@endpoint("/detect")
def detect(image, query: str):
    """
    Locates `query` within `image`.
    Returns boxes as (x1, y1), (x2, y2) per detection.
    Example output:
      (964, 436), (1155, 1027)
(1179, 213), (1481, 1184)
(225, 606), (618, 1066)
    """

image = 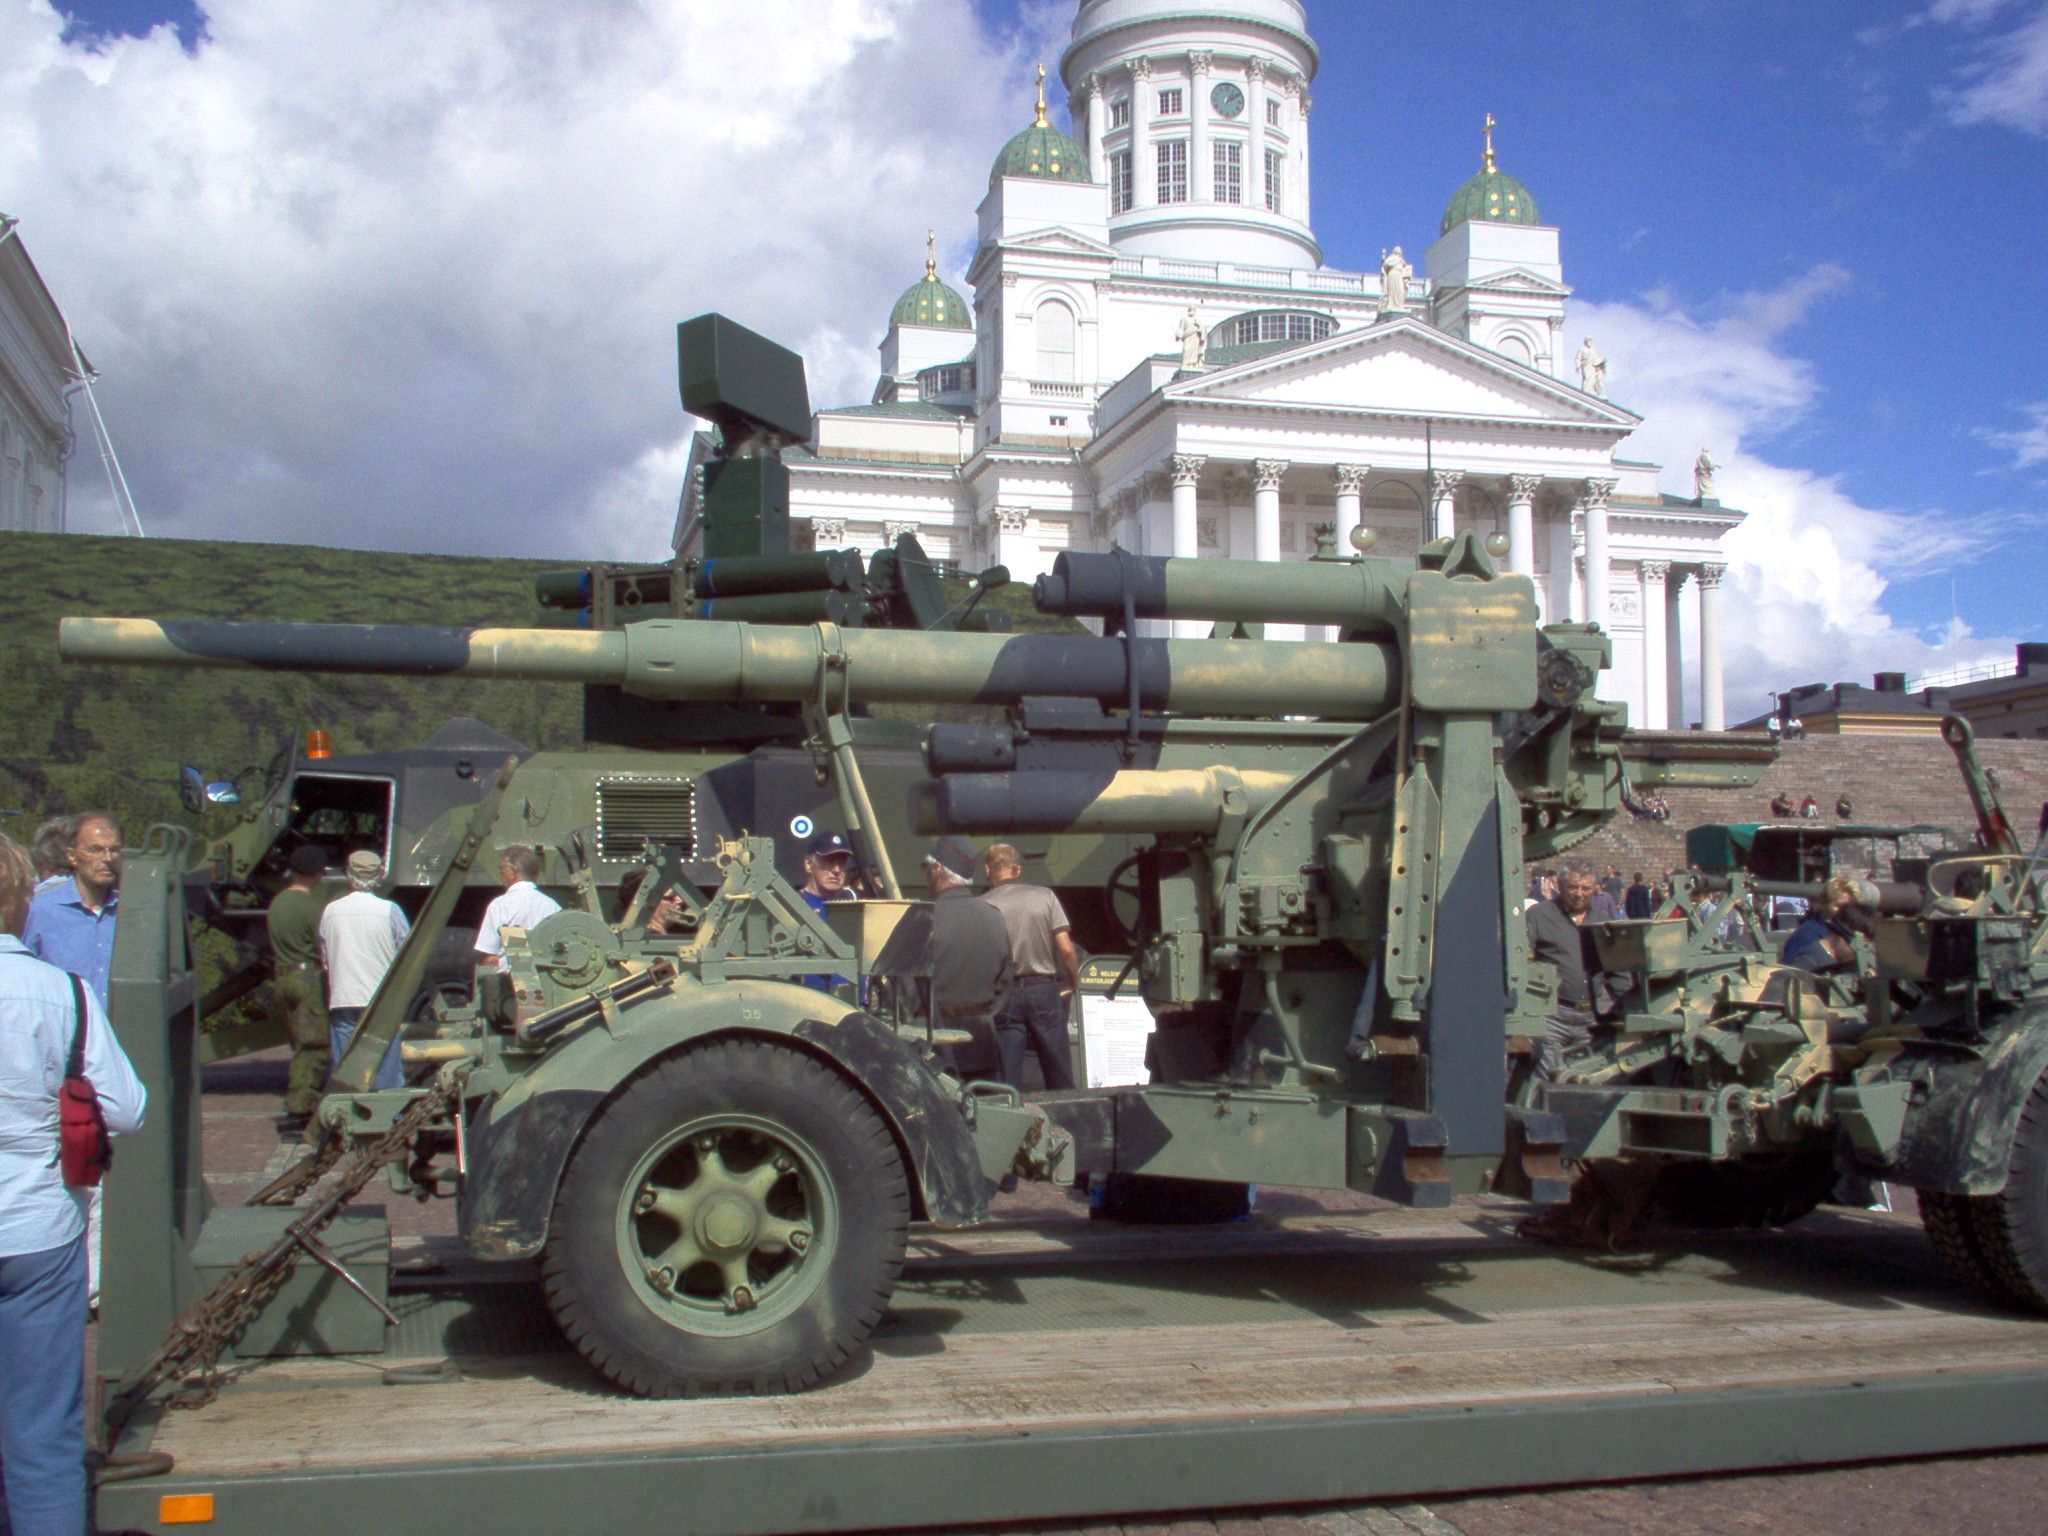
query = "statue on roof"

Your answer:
(1177, 306), (1207, 369)
(1694, 447), (1719, 501)
(1576, 337), (1608, 397)
(1379, 246), (1411, 314)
